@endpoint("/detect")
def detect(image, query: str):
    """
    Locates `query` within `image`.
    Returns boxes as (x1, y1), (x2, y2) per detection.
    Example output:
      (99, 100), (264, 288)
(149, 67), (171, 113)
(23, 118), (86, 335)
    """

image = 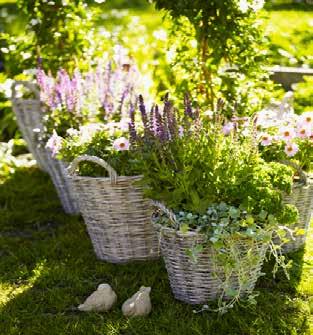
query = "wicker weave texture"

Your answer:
(281, 177), (313, 253)
(68, 155), (159, 263)
(156, 225), (268, 305)
(11, 81), (48, 171)
(11, 81), (79, 214)
(45, 153), (79, 214)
